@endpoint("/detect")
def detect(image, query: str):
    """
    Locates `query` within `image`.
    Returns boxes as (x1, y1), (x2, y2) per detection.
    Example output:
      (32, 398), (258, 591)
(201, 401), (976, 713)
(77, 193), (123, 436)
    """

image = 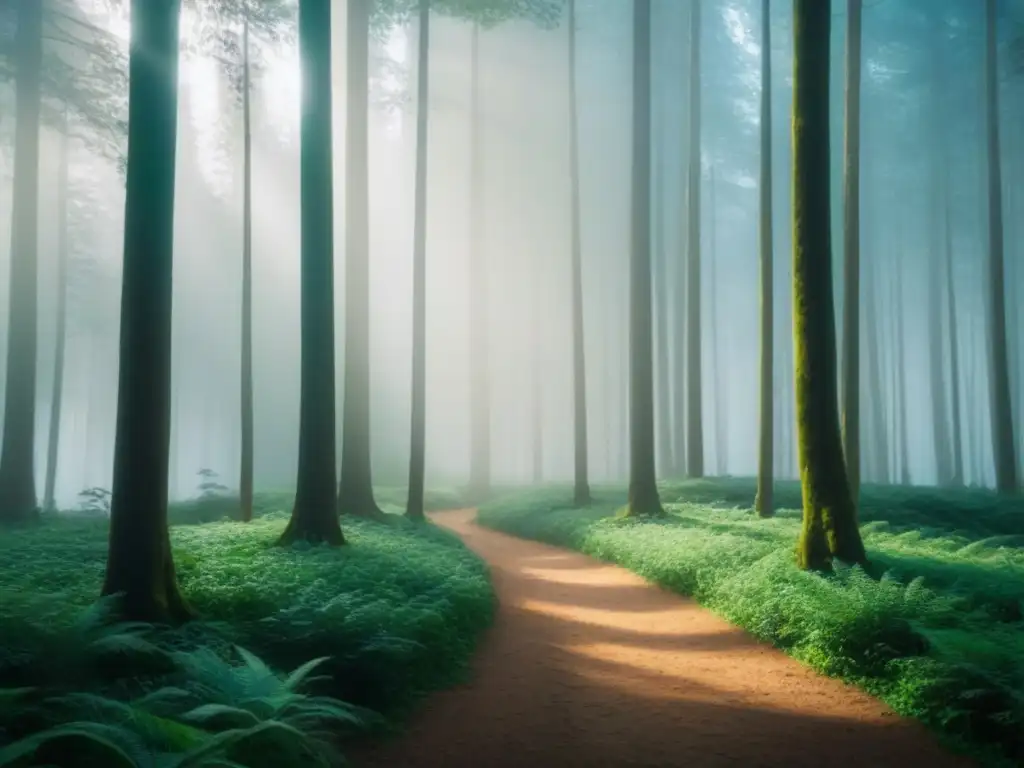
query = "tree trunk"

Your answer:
(943, 178), (963, 486)
(530, 271), (543, 485)
(625, 0), (662, 518)
(406, 0), (430, 521)
(708, 165), (726, 475)
(863, 225), (889, 484)
(281, 0), (345, 545)
(0, 0), (43, 523)
(791, 0), (866, 571)
(839, 0), (862, 504)
(653, 101), (673, 479)
(895, 256), (910, 485)
(44, 104), (70, 513)
(467, 22), (491, 501)
(685, 0), (704, 479)
(239, 11), (254, 523)
(754, 0), (774, 517)
(102, 0), (192, 621)
(567, 0), (590, 505)
(926, 19), (953, 487)
(983, 0), (1018, 493)
(338, 0), (383, 521)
